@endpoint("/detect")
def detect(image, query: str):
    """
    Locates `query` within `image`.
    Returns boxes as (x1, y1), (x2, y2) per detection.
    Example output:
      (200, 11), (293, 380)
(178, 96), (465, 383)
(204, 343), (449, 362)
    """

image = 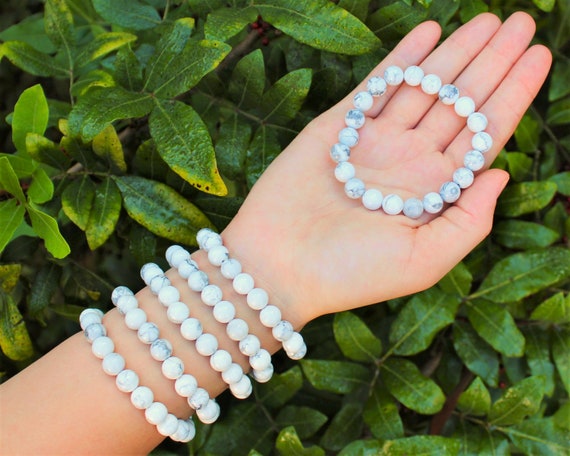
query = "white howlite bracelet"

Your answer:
(111, 285), (220, 424)
(79, 309), (196, 442)
(332, 64), (492, 219)
(196, 228), (307, 362)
